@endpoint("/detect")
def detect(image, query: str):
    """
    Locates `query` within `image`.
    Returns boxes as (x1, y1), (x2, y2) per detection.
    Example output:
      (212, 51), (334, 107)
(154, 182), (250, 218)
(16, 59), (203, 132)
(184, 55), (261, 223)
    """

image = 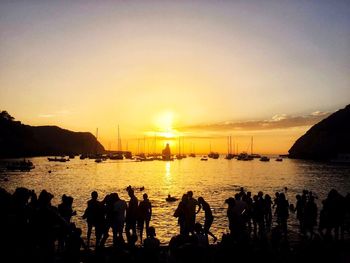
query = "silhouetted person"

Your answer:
(174, 194), (188, 235)
(143, 226), (160, 248)
(143, 226), (160, 262)
(186, 191), (200, 234)
(197, 197), (217, 242)
(137, 193), (152, 243)
(65, 223), (86, 263)
(82, 191), (104, 249)
(295, 194), (305, 235)
(276, 193), (289, 236)
(264, 194), (272, 230)
(58, 194), (76, 251)
(58, 194), (76, 223)
(32, 190), (66, 263)
(100, 193), (118, 247)
(112, 193), (127, 246)
(303, 196), (317, 239)
(225, 197), (235, 235)
(194, 222), (209, 247)
(243, 191), (253, 234)
(125, 188), (138, 244)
